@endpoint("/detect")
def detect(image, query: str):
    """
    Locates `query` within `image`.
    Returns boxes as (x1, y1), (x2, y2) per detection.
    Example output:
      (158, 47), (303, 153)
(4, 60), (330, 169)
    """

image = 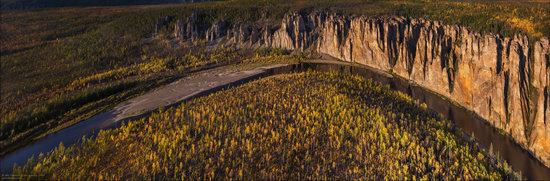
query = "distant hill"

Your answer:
(0, 0), (215, 10)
